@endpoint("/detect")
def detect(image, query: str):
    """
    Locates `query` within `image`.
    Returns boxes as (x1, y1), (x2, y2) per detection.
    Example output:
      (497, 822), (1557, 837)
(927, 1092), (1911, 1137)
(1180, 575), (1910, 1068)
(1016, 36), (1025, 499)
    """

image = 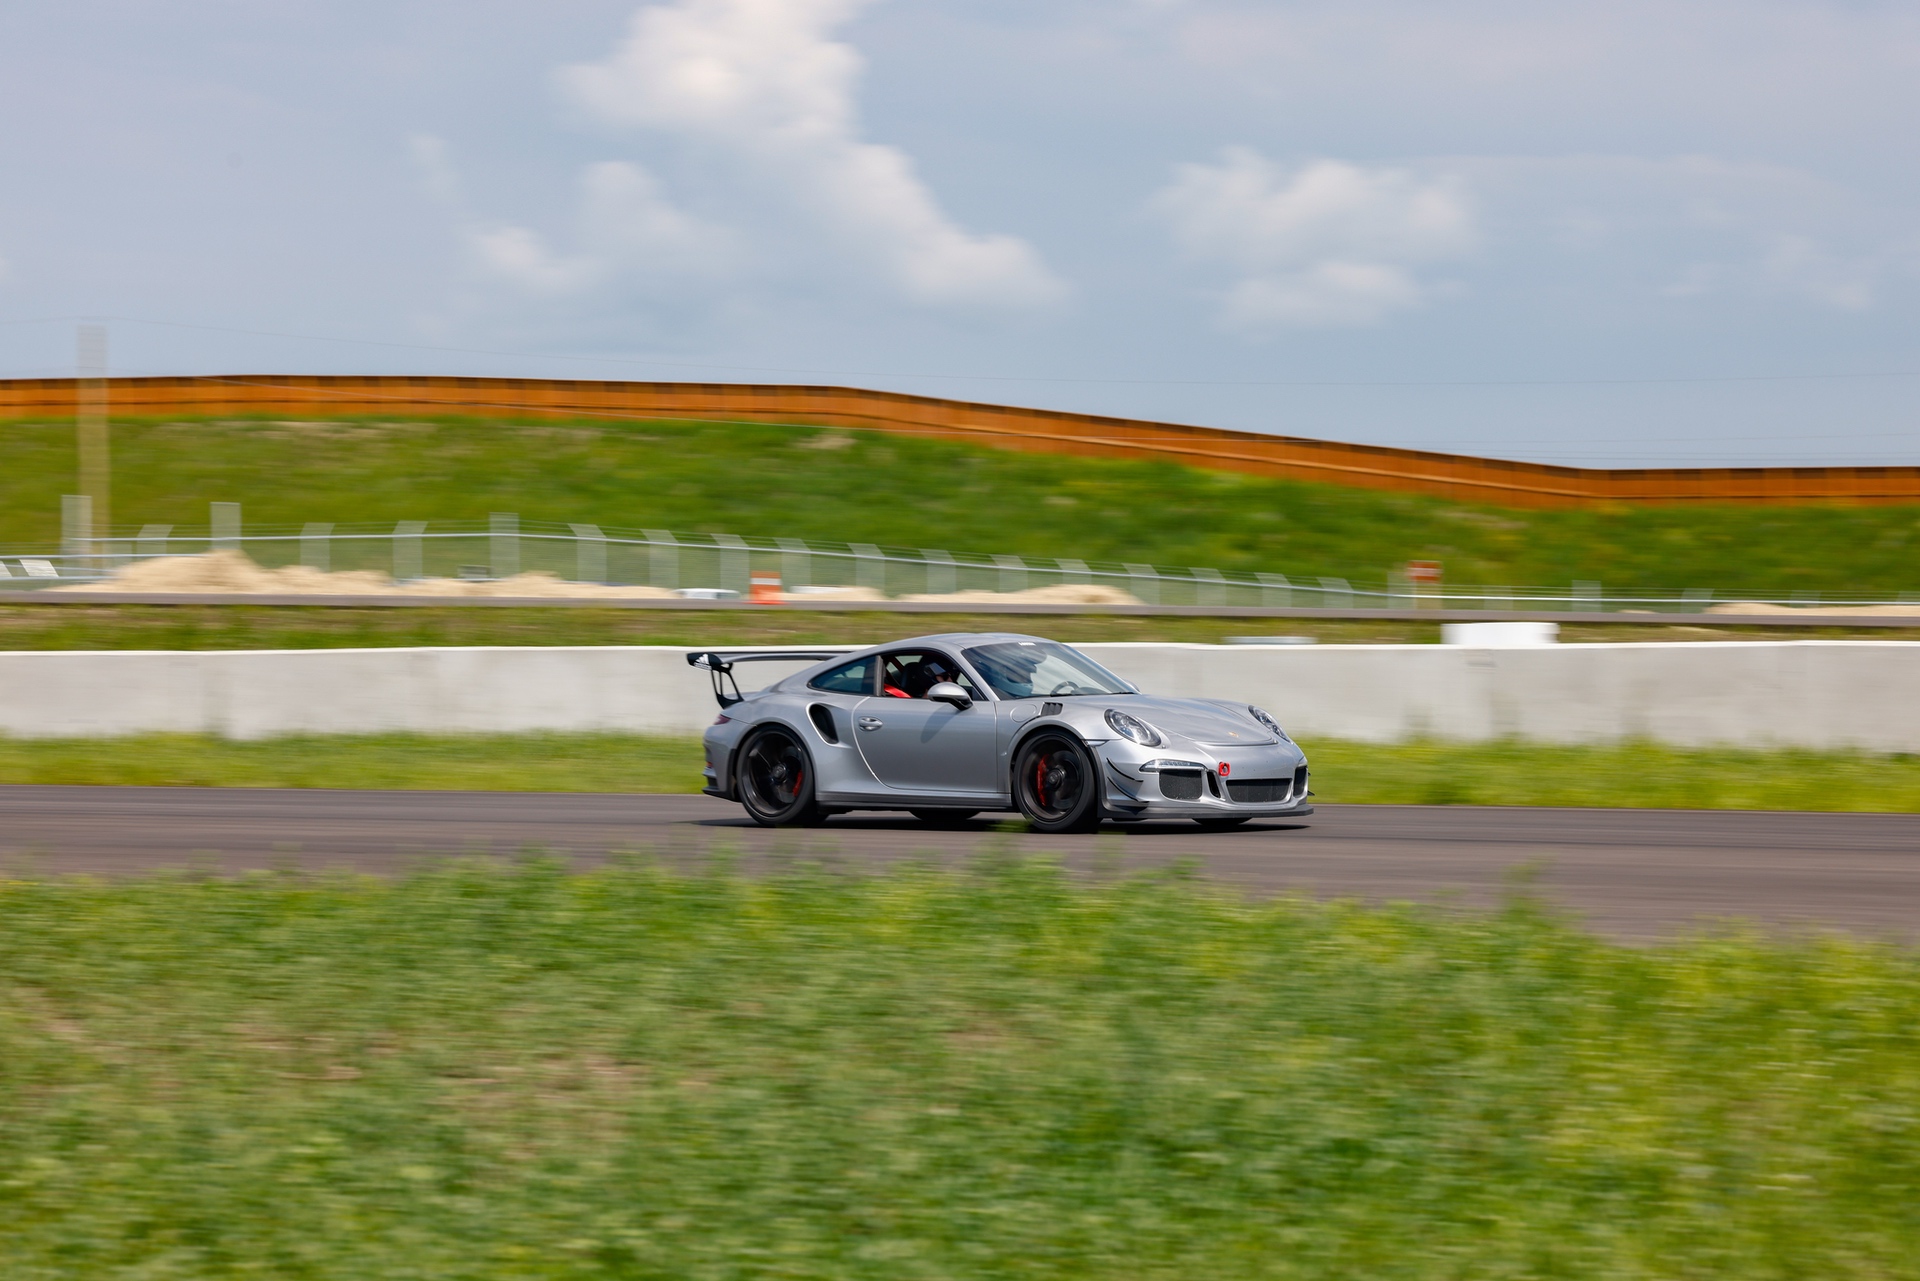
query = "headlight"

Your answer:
(1104, 708), (1165, 747)
(1247, 705), (1290, 741)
